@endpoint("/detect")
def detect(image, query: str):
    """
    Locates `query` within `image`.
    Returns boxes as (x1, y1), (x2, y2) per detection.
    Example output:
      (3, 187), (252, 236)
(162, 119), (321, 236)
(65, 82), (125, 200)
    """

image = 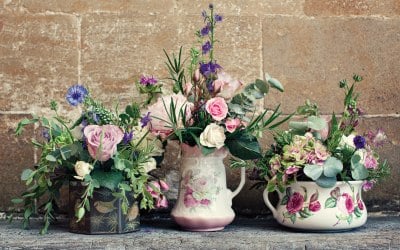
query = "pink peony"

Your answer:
(225, 118), (241, 133)
(205, 97), (228, 121)
(146, 94), (194, 138)
(84, 125), (124, 162)
(286, 192), (304, 214)
(214, 71), (244, 100)
(309, 201), (321, 212)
